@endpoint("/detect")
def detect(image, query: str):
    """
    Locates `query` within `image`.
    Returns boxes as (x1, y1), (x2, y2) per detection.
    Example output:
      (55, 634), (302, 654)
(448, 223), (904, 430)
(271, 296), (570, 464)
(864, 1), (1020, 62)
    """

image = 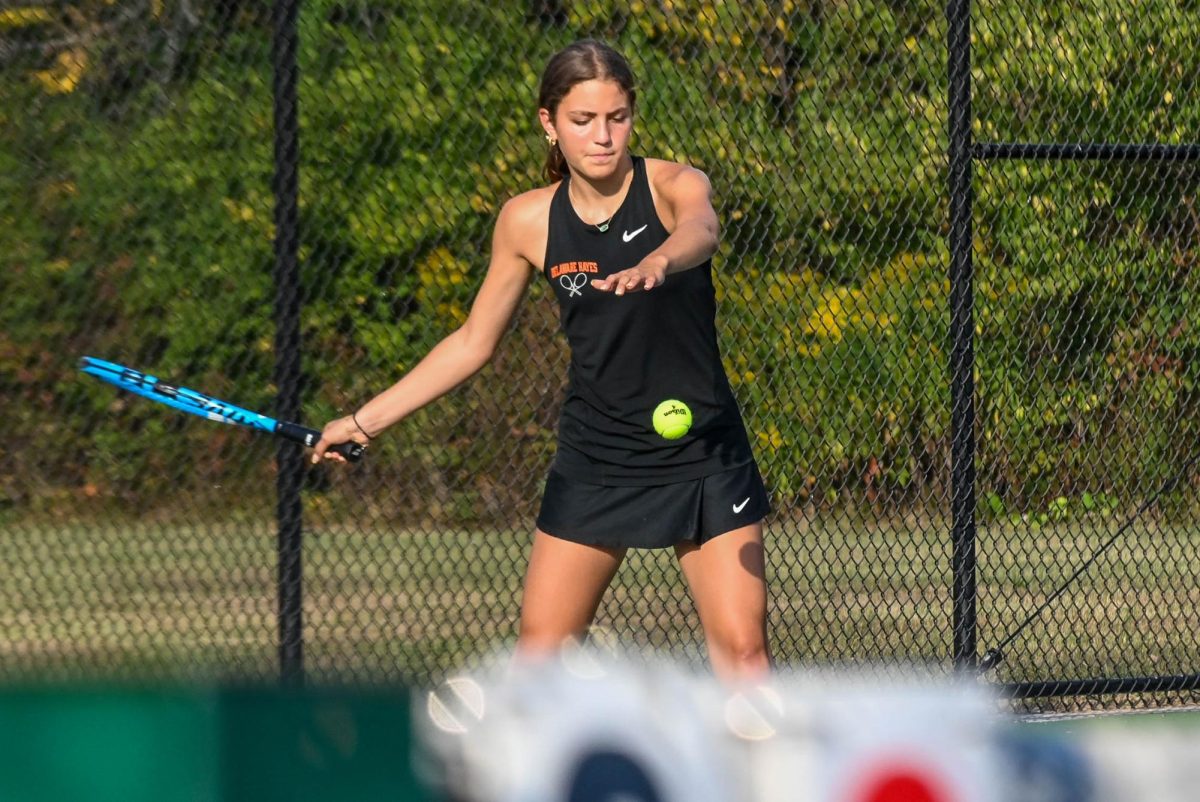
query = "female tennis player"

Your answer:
(312, 39), (772, 681)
